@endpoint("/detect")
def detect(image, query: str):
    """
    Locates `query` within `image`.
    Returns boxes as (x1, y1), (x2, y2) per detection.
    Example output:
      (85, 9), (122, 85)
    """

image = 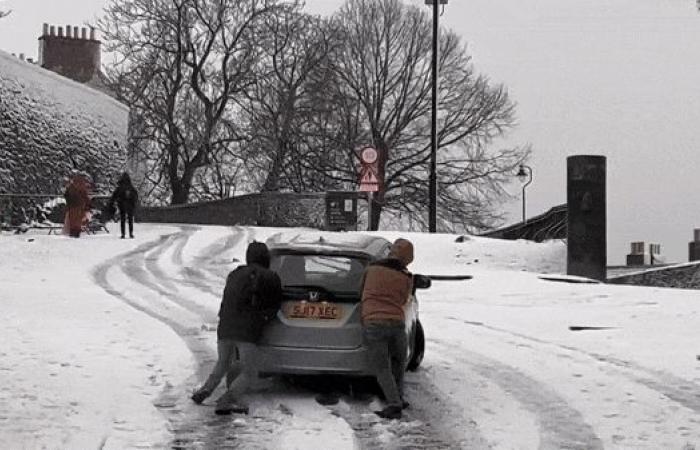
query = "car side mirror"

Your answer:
(414, 274), (431, 290)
